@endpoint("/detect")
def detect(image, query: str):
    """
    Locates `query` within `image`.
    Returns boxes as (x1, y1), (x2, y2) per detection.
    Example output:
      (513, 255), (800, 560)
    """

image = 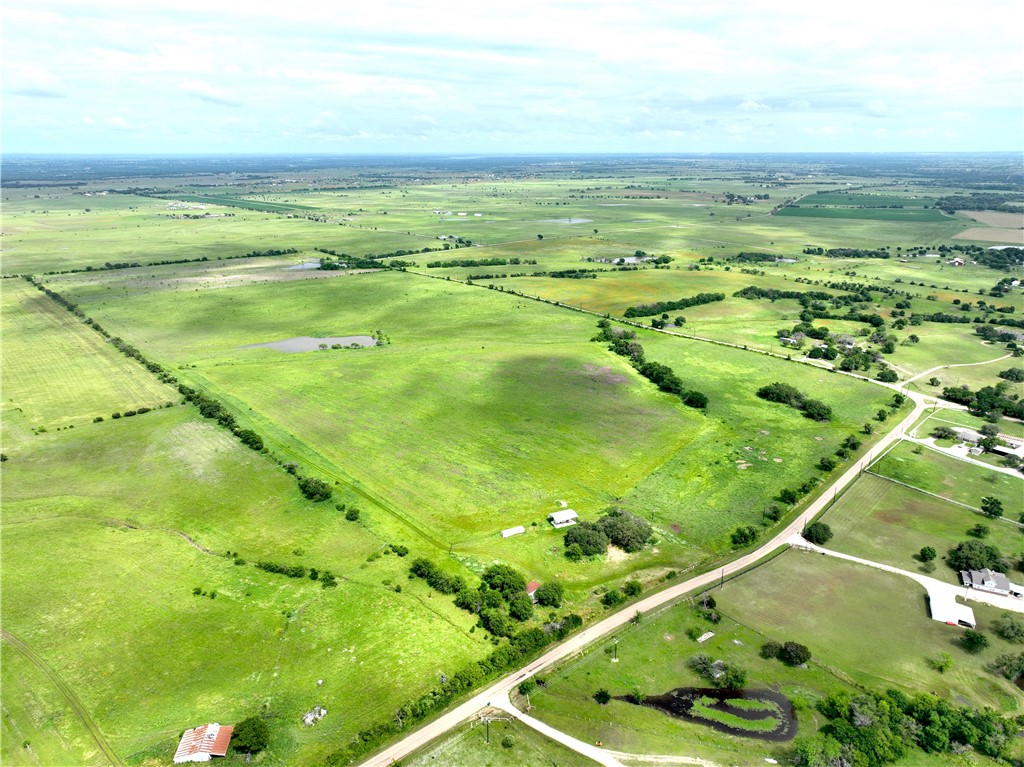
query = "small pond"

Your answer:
(241, 336), (376, 353)
(618, 687), (796, 742)
(283, 260), (322, 270)
(539, 217), (593, 224)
